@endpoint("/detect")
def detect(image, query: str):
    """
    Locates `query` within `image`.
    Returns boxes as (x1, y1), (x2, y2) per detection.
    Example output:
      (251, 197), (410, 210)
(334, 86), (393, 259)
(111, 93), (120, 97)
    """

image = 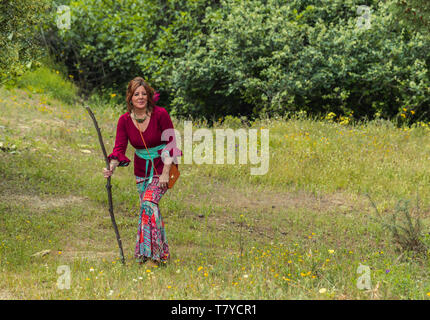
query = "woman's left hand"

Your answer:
(158, 172), (169, 190)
